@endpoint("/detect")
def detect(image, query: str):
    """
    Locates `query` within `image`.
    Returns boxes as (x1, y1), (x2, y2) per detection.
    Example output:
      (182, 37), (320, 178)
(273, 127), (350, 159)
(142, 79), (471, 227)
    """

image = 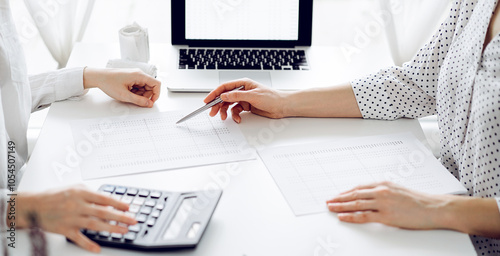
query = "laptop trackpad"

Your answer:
(218, 71), (272, 87)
